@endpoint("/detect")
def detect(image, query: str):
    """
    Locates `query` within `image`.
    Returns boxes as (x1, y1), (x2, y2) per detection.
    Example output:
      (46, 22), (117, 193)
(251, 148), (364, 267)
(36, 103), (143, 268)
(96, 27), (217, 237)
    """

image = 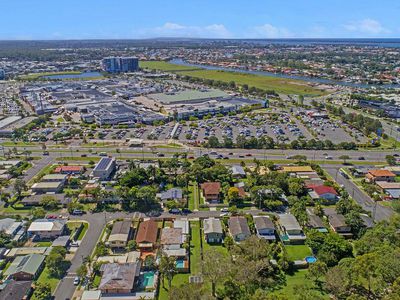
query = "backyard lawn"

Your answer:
(272, 269), (329, 299)
(37, 267), (60, 293)
(285, 245), (312, 261)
